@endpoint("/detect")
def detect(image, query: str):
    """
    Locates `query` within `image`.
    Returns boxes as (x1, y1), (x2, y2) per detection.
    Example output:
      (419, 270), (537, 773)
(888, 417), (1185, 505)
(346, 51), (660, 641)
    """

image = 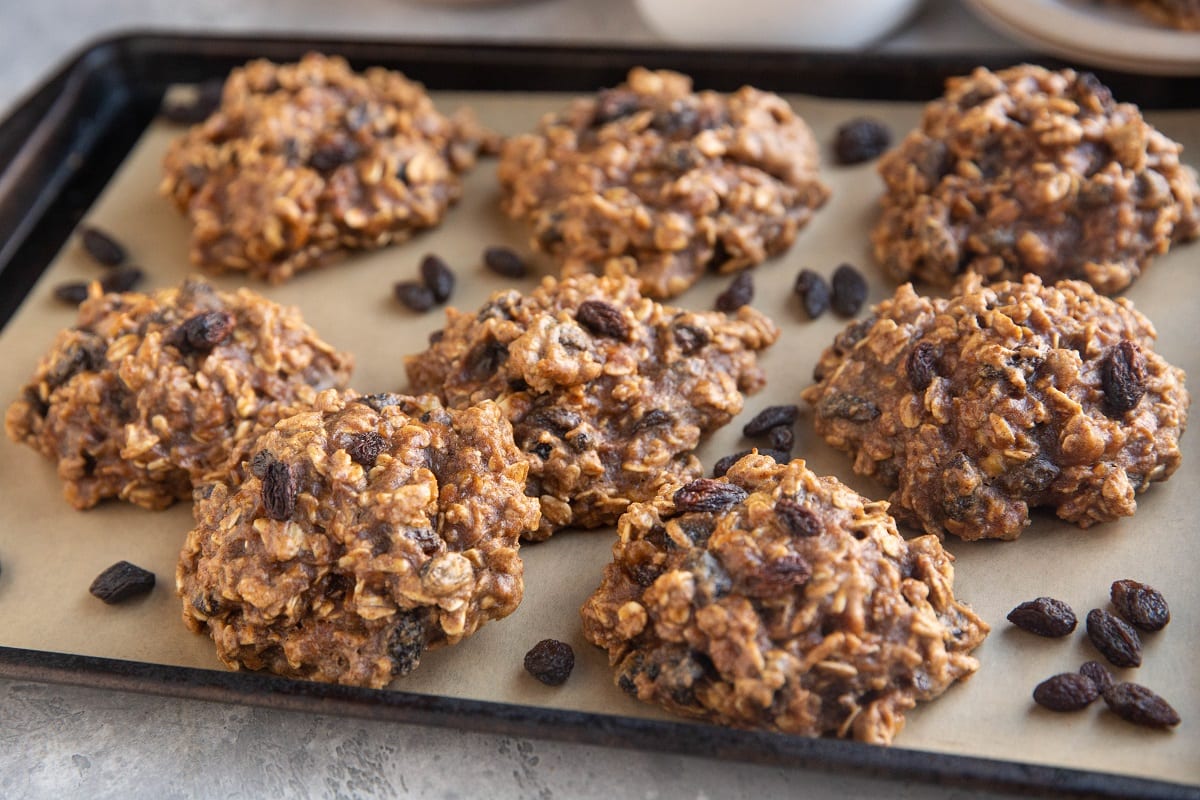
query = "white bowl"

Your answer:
(633, 0), (926, 49)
